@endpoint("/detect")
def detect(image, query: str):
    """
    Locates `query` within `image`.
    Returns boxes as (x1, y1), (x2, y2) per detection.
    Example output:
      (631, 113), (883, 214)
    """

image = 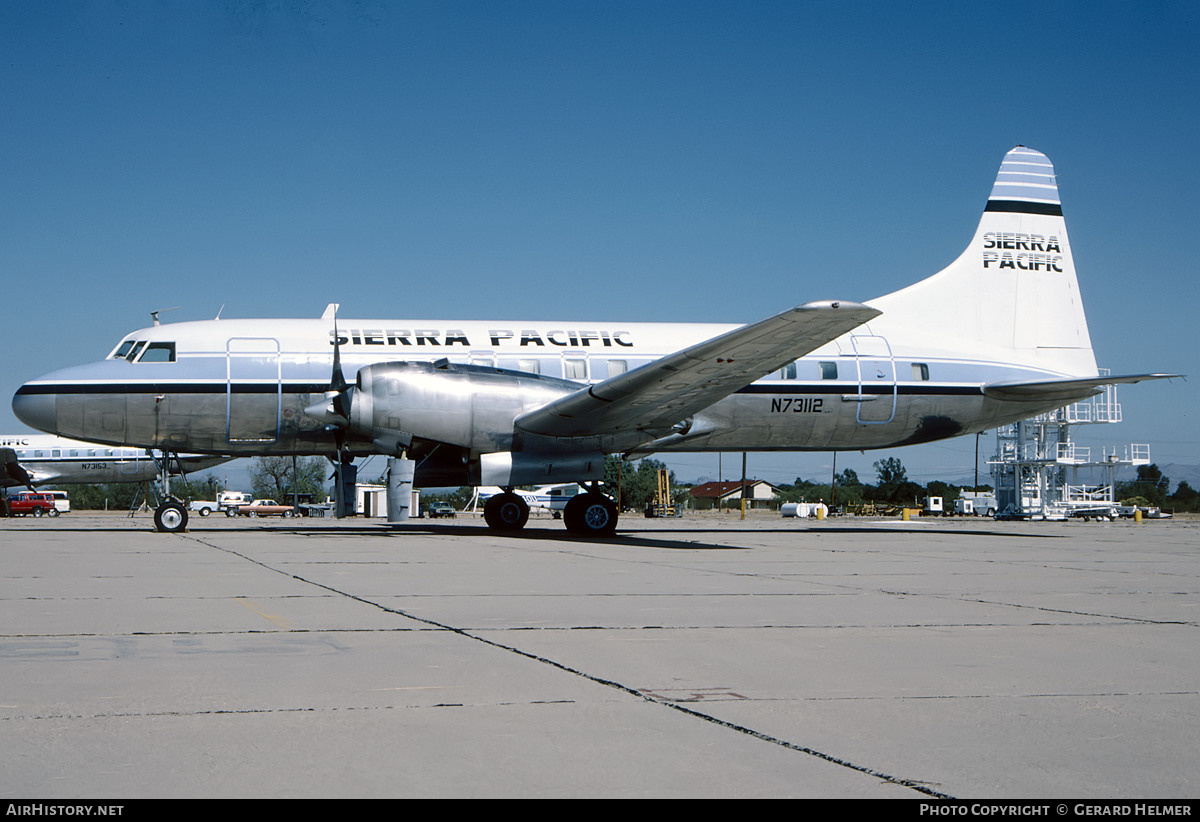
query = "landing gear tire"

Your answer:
(484, 493), (529, 532)
(154, 502), (189, 533)
(564, 493), (618, 538)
